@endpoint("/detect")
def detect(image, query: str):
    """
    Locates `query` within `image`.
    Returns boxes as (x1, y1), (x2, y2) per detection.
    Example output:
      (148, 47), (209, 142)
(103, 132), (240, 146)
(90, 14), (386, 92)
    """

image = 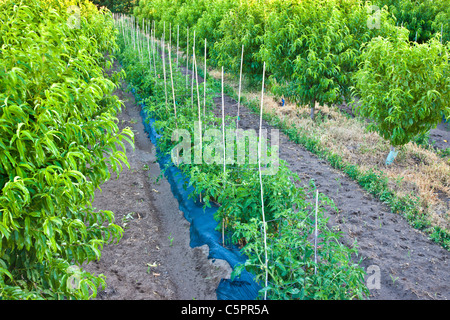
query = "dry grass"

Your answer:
(210, 68), (450, 232)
